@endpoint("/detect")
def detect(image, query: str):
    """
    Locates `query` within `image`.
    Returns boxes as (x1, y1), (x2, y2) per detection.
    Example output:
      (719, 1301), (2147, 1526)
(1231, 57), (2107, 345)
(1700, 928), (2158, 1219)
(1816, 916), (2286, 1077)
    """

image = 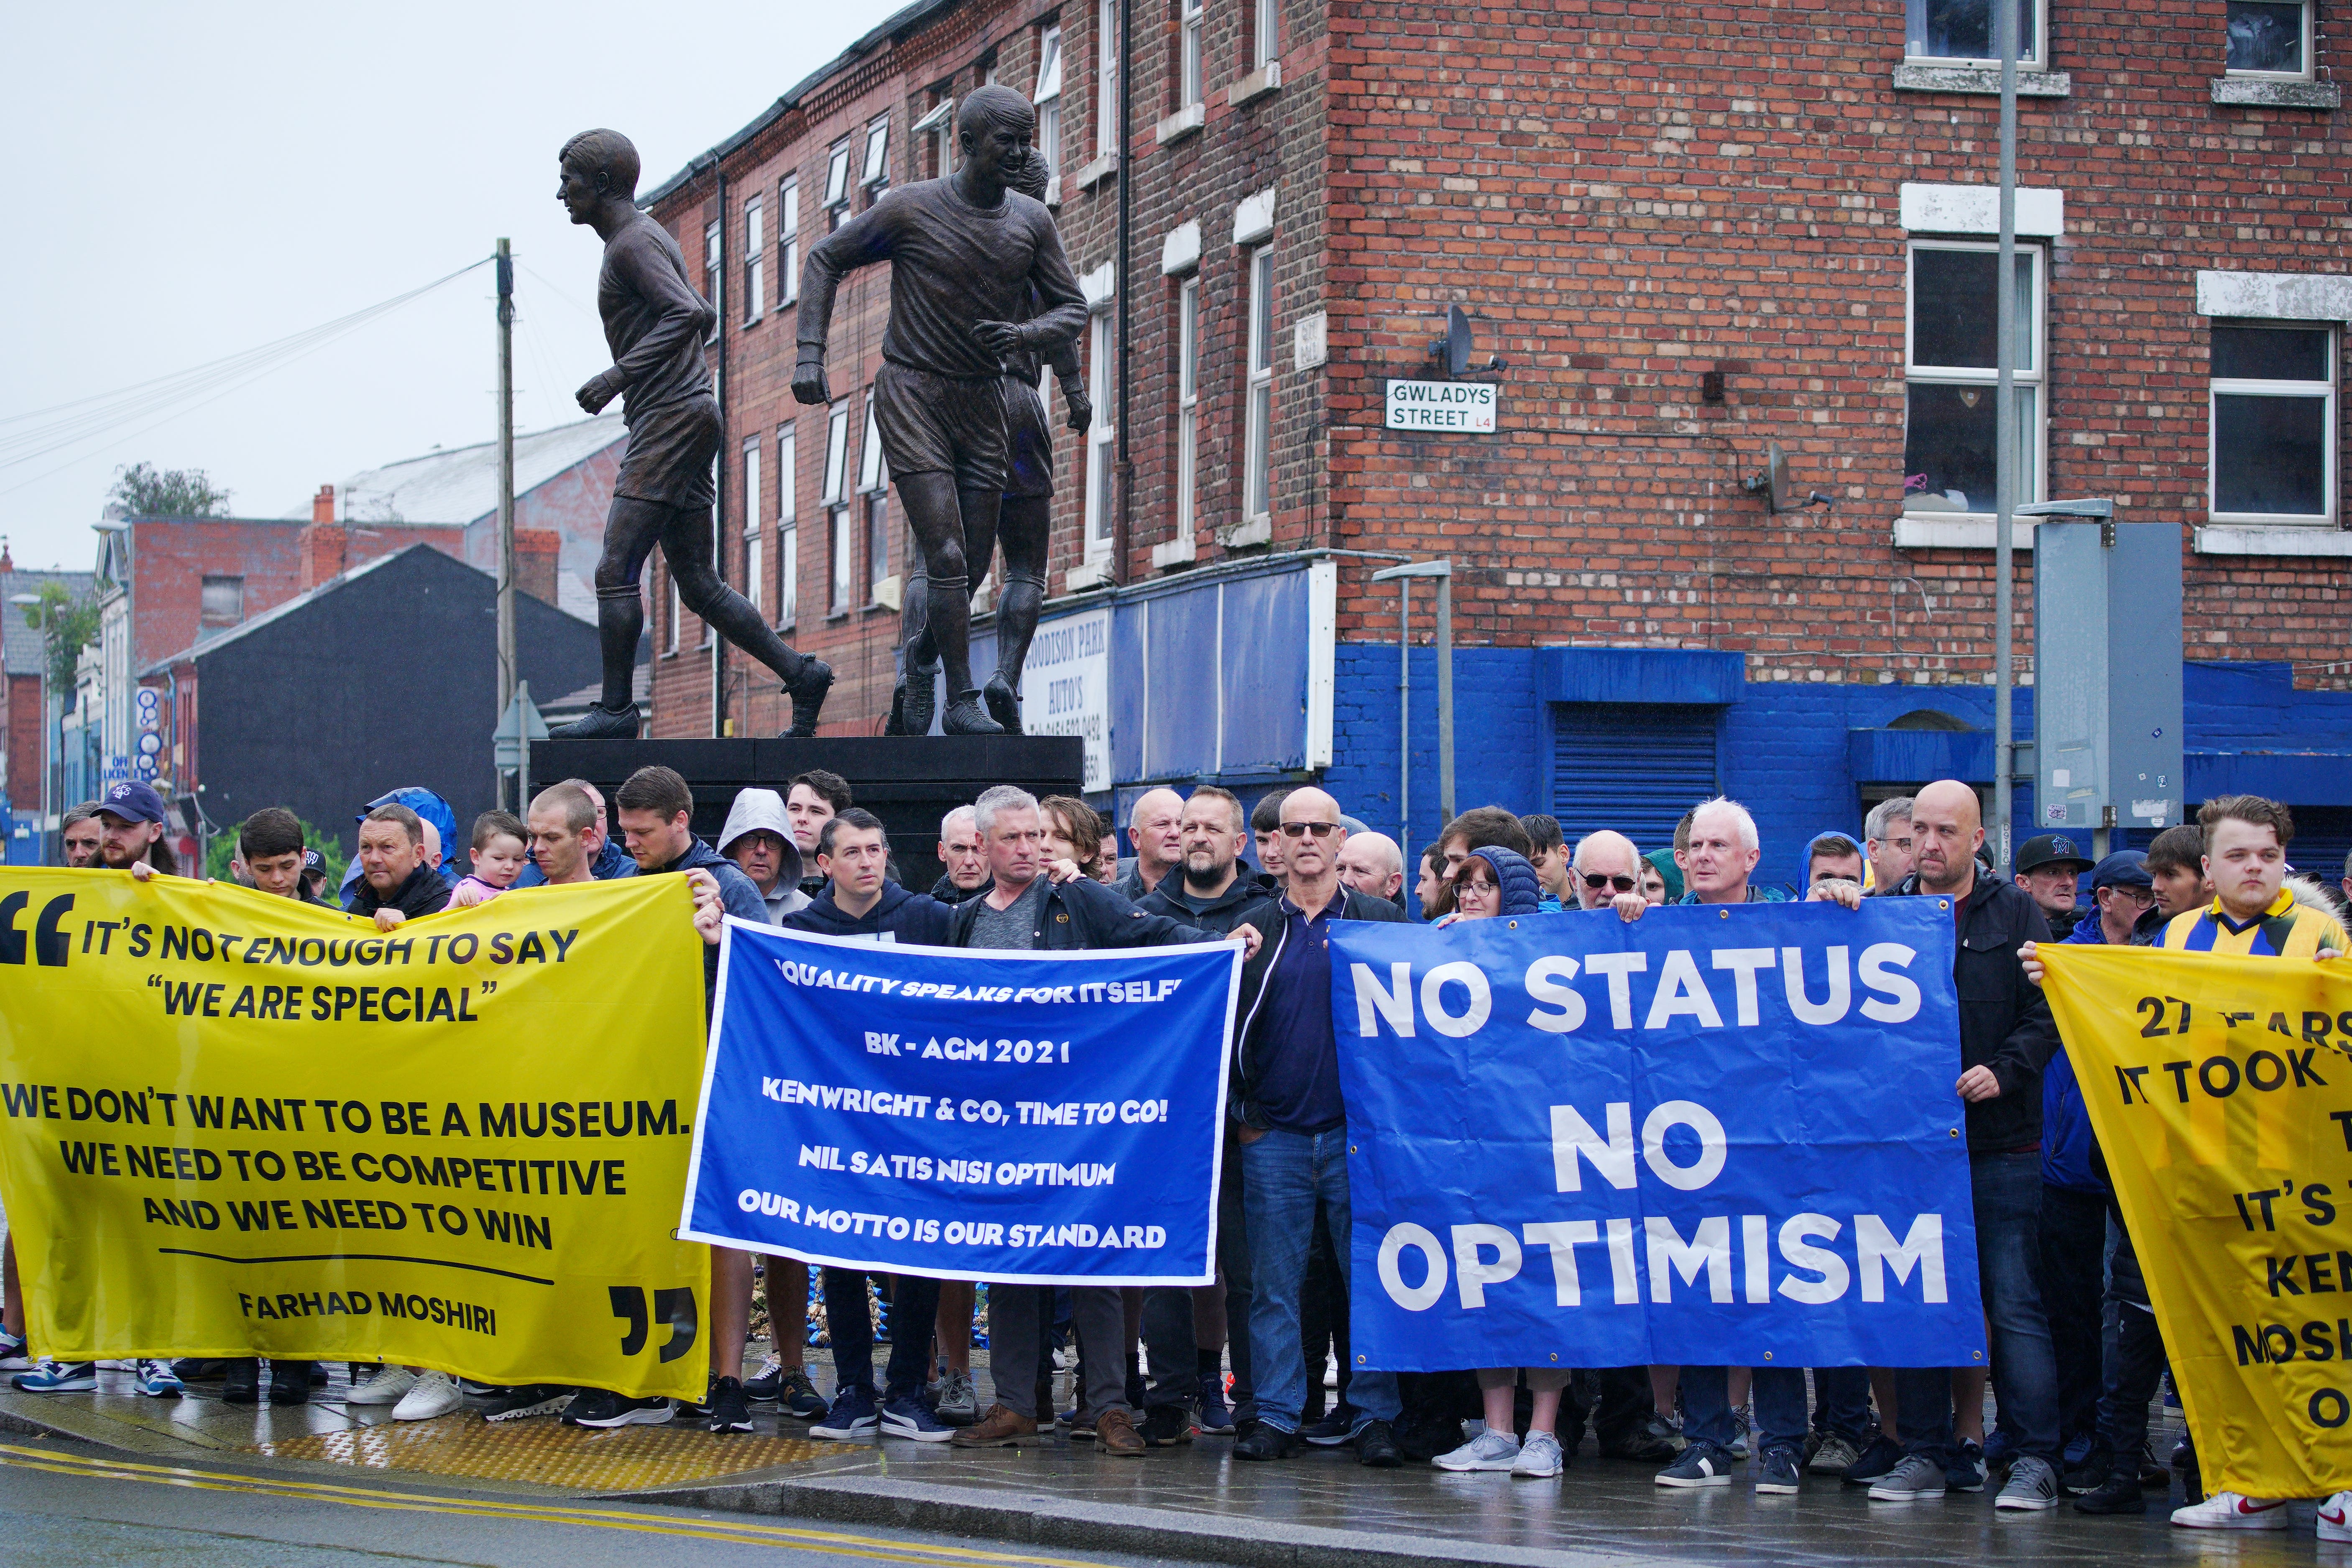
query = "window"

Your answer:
(742, 436), (763, 614)
(199, 575), (243, 627)
(1244, 245), (1275, 521)
(1906, 0), (2039, 66)
(824, 140), (853, 229)
(777, 177), (800, 305)
(1034, 25), (1065, 185)
(1180, 0), (1204, 107)
(1901, 241), (2043, 518)
(2227, 0), (2309, 74)
(667, 569), (682, 654)
(1084, 310), (1117, 555)
(866, 493), (890, 602)
(861, 117), (891, 191)
(830, 507), (853, 613)
(1176, 278), (1200, 542)
(777, 421), (798, 627)
(858, 395), (888, 495)
(822, 401), (851, 504)
(913, 92), (955, 179)
(2211, 322), (2334, 522)
(703, 221), (722, 340)
(743, 199), (764, 322)
(1252, 0), (1279, 70)
(1096, 0), (1119, 158)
